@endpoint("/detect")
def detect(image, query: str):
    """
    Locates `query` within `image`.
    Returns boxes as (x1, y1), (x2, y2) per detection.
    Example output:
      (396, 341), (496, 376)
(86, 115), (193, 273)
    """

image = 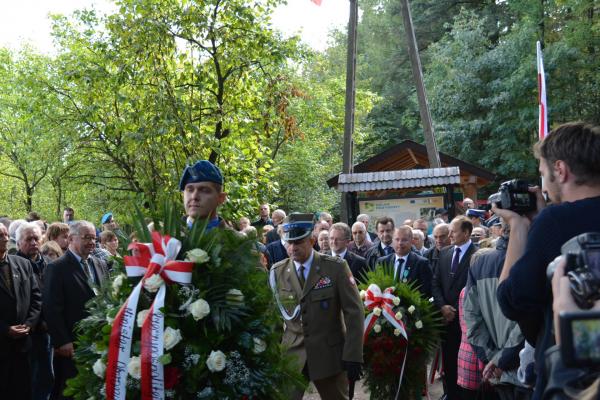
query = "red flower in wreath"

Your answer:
(164, 366), (181, 389)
